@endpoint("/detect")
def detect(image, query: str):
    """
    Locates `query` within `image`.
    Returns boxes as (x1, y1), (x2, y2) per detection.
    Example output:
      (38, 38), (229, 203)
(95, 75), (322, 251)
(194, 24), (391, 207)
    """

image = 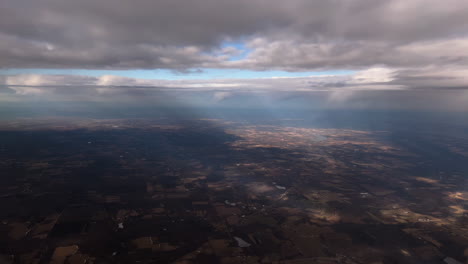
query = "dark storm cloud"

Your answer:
(1, 0), (468, 70)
